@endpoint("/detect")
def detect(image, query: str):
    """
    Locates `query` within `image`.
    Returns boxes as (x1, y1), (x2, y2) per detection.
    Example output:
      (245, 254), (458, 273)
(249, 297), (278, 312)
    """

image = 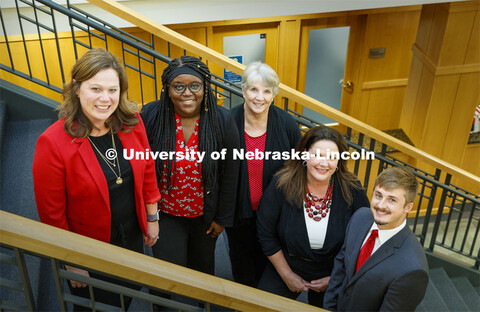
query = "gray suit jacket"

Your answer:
(324, 208), (429, 311)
